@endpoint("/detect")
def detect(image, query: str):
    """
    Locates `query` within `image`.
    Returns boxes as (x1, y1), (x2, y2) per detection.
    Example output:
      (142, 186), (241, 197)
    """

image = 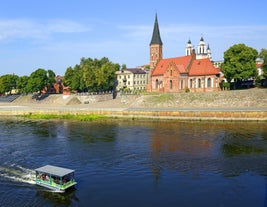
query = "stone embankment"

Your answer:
(0, 88), (266, 121)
